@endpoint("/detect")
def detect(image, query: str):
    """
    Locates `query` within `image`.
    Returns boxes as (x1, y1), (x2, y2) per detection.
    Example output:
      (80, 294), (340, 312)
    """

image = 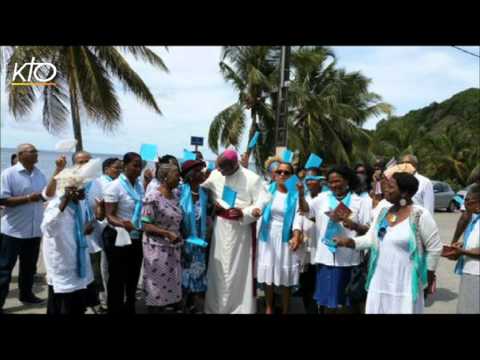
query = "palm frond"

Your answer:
(72, 47), (121, 129)
(94, 47), (162, 114)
